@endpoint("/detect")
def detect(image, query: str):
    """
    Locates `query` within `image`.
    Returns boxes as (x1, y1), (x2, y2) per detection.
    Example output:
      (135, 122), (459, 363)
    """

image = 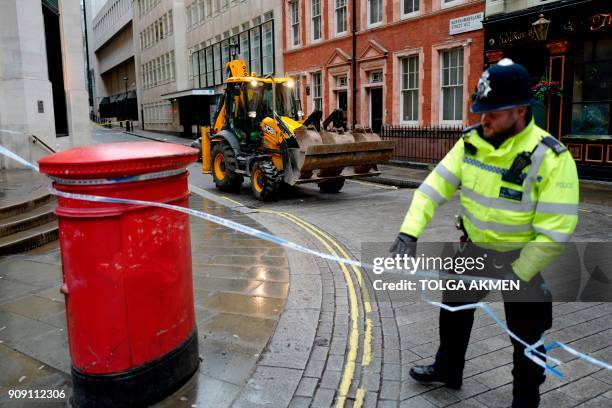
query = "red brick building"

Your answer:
(282, 0), (485, 131)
